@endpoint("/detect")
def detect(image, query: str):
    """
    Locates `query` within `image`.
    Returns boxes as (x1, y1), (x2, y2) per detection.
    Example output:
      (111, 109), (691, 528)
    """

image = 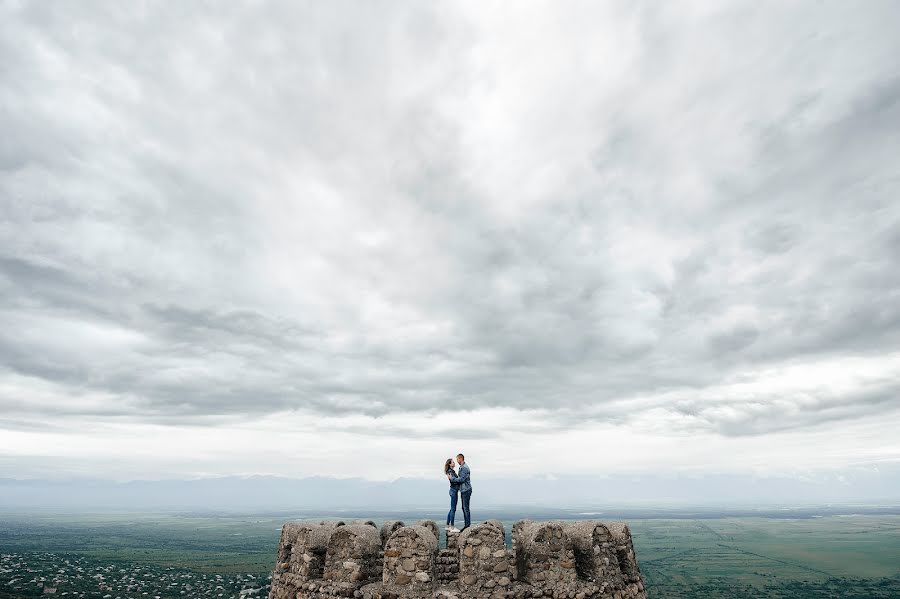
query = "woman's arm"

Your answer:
(449, 467), (469, 484)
